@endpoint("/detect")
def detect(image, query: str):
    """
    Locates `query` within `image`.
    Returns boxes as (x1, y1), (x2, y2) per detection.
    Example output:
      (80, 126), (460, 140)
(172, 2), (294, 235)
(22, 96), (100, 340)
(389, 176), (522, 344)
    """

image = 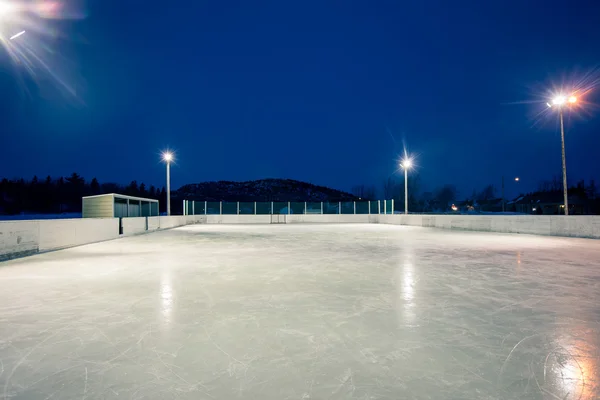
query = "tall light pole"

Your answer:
(162, 151), (173, 216)
(547, 94), (577, 215)
(401, 158), (412, 214)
